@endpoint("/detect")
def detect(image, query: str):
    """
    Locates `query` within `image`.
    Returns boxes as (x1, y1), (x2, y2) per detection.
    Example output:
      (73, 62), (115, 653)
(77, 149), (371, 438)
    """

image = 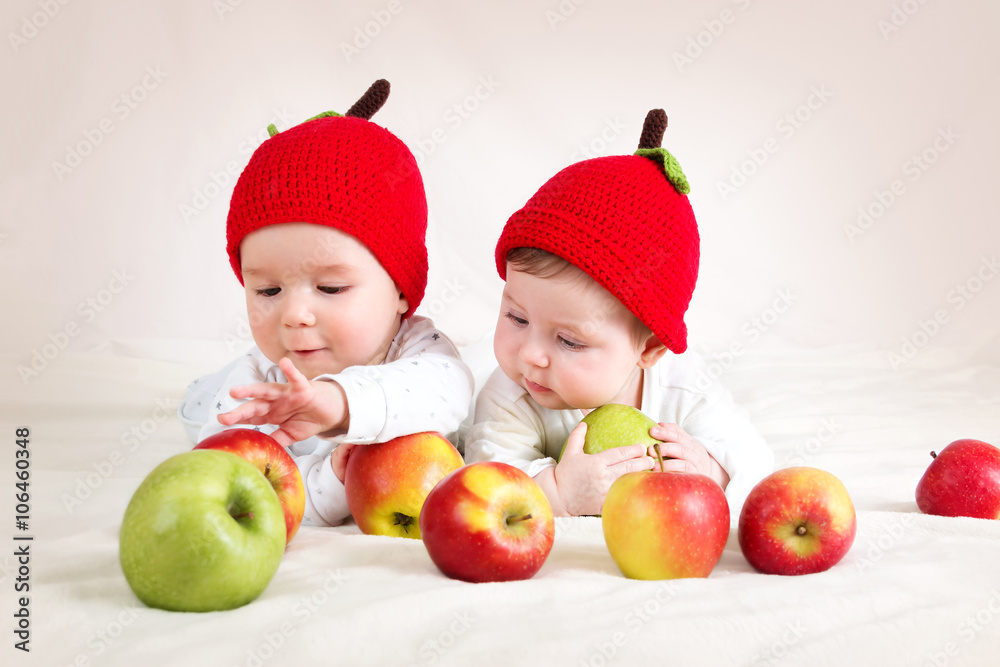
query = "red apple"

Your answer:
(915, 438), (1000, 519)
(602, 469), (730, 580)
(419, 462), (554, 582)
(344, 431), (464, 539)
(194, 429), (305, 545)
(739, 467), (856, 575)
